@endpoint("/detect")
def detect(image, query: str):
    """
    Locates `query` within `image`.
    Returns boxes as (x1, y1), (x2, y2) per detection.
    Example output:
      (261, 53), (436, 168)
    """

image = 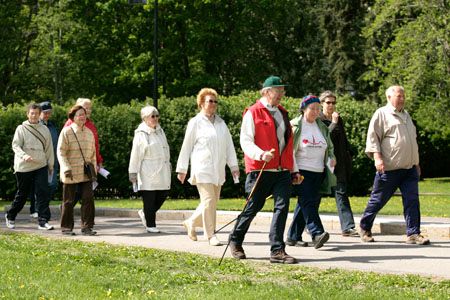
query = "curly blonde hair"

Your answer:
(196, 88), (218, 109)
